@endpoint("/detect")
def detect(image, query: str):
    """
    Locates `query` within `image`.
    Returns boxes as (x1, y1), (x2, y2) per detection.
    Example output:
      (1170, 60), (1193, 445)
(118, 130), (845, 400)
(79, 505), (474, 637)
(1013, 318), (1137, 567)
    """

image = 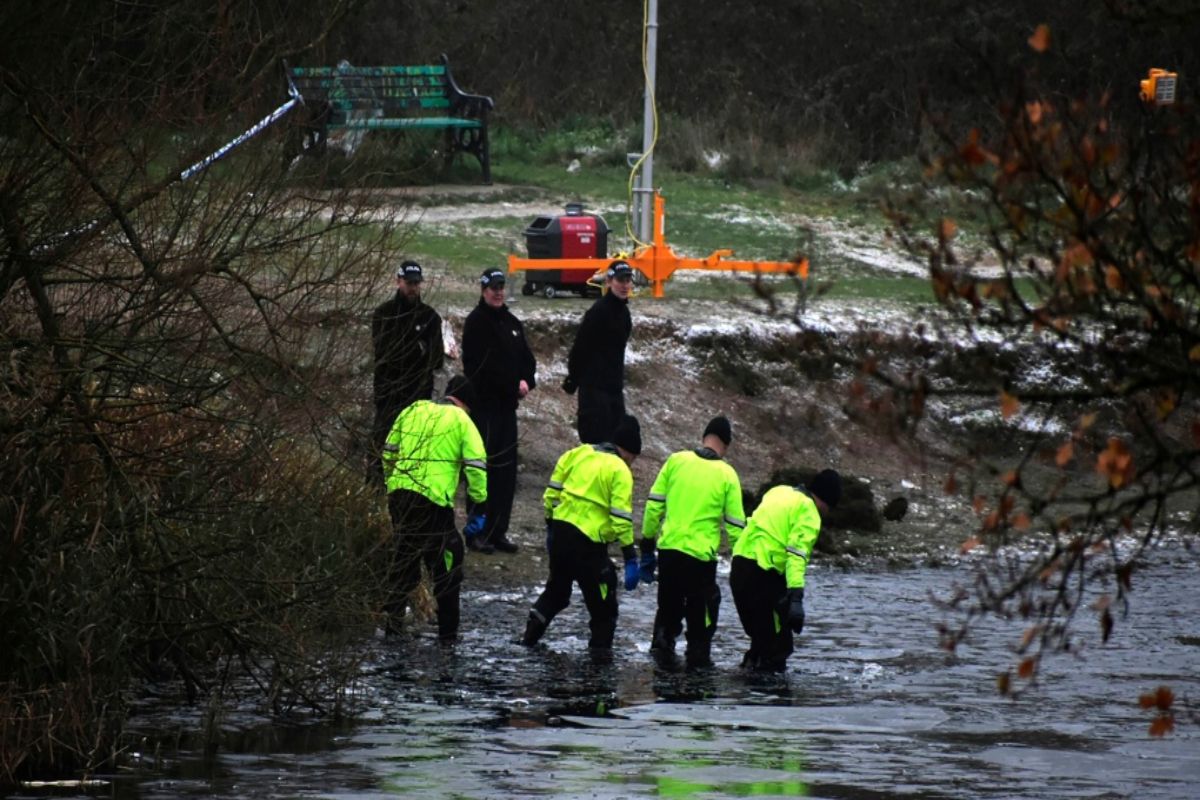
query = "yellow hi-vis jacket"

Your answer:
(544, 443), (634, 547)
(731, 484), (821, 589)
(641, 447), (746, 561)
(382, 399), (487, 508)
